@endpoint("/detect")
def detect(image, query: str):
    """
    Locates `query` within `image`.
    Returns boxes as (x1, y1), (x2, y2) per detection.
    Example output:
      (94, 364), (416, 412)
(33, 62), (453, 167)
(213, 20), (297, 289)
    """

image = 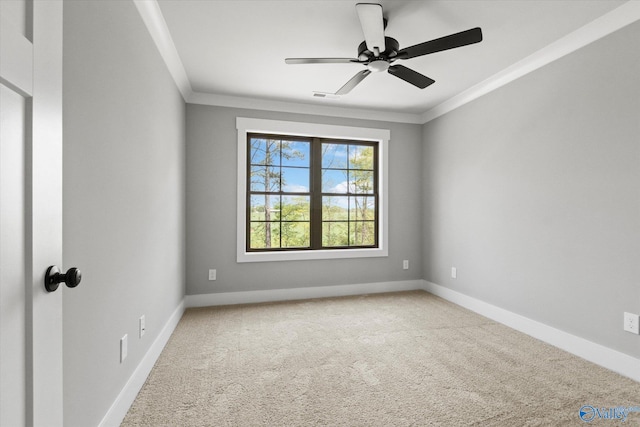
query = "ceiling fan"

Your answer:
(285, 3), (483, 95)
